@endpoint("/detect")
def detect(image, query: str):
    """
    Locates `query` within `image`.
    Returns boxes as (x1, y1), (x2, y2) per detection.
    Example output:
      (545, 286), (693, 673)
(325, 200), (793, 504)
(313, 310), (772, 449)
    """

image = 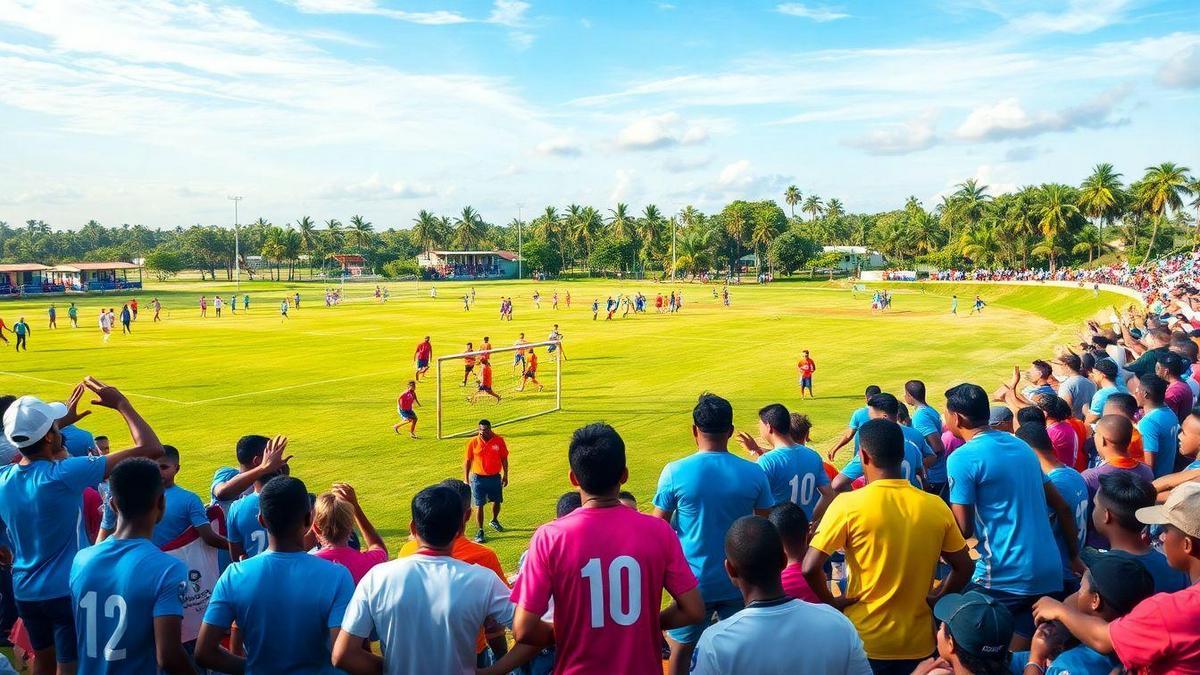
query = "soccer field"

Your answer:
(0, 279), (1124, 568)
